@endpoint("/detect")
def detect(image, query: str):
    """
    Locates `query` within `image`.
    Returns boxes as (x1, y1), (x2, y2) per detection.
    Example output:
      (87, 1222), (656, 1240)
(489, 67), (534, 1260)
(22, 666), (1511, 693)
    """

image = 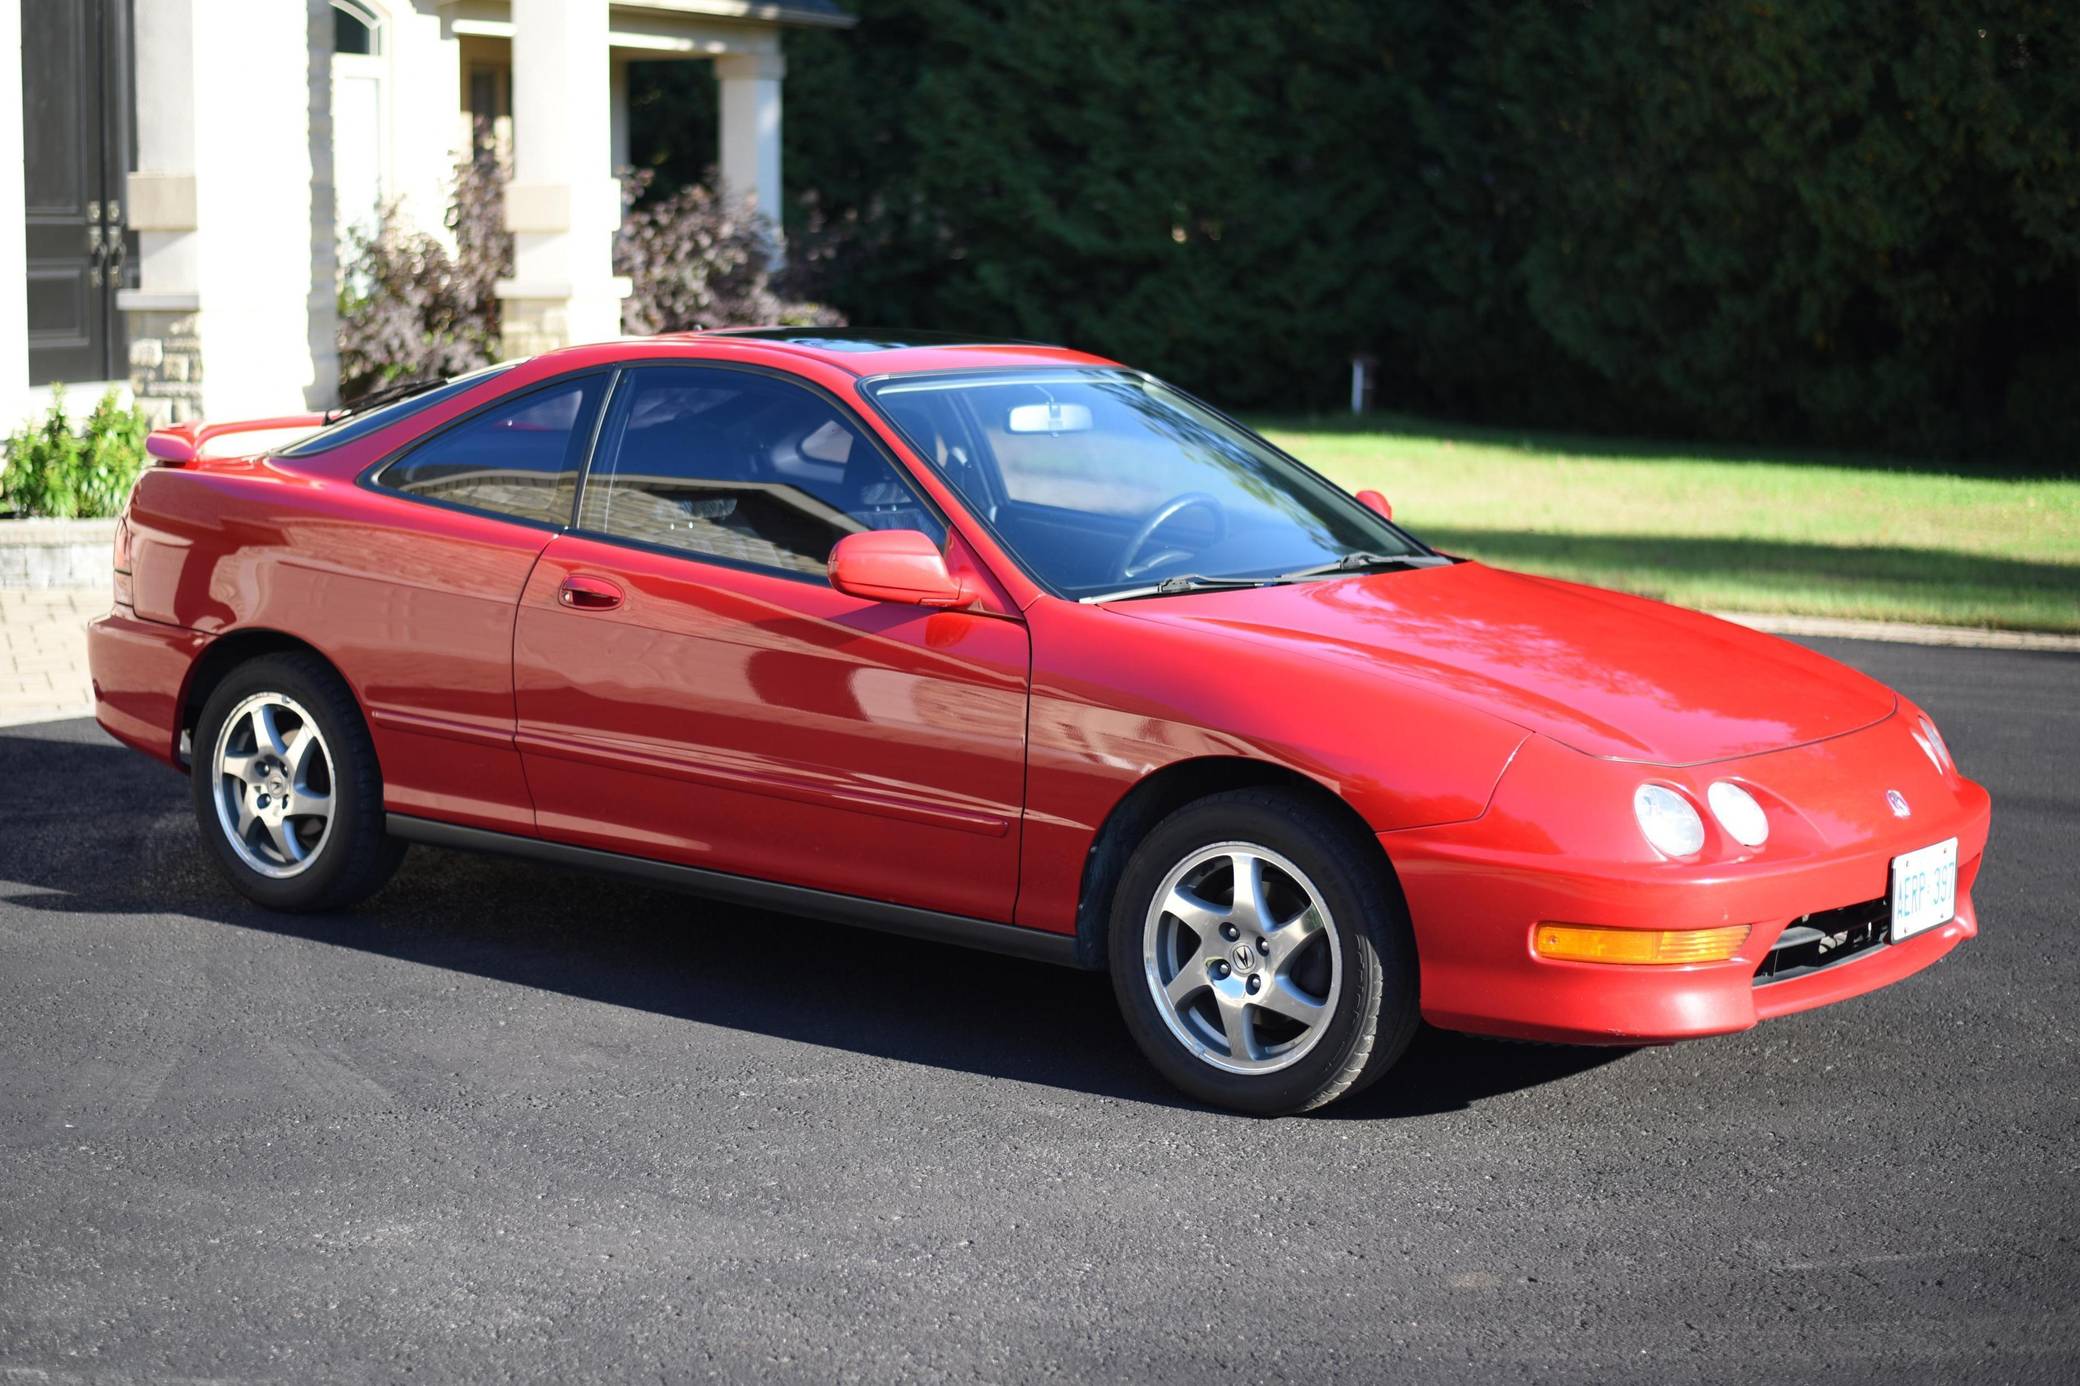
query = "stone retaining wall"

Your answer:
(0, 519), (119, 589)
